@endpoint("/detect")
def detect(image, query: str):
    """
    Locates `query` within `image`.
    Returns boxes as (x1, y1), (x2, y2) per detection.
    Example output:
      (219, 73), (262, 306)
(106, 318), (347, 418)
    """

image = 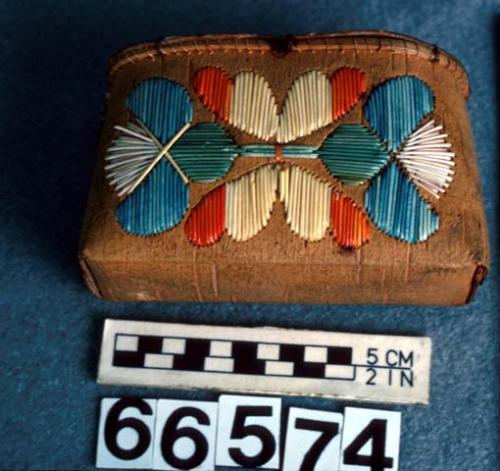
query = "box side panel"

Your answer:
(88, 258), (473, 305)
